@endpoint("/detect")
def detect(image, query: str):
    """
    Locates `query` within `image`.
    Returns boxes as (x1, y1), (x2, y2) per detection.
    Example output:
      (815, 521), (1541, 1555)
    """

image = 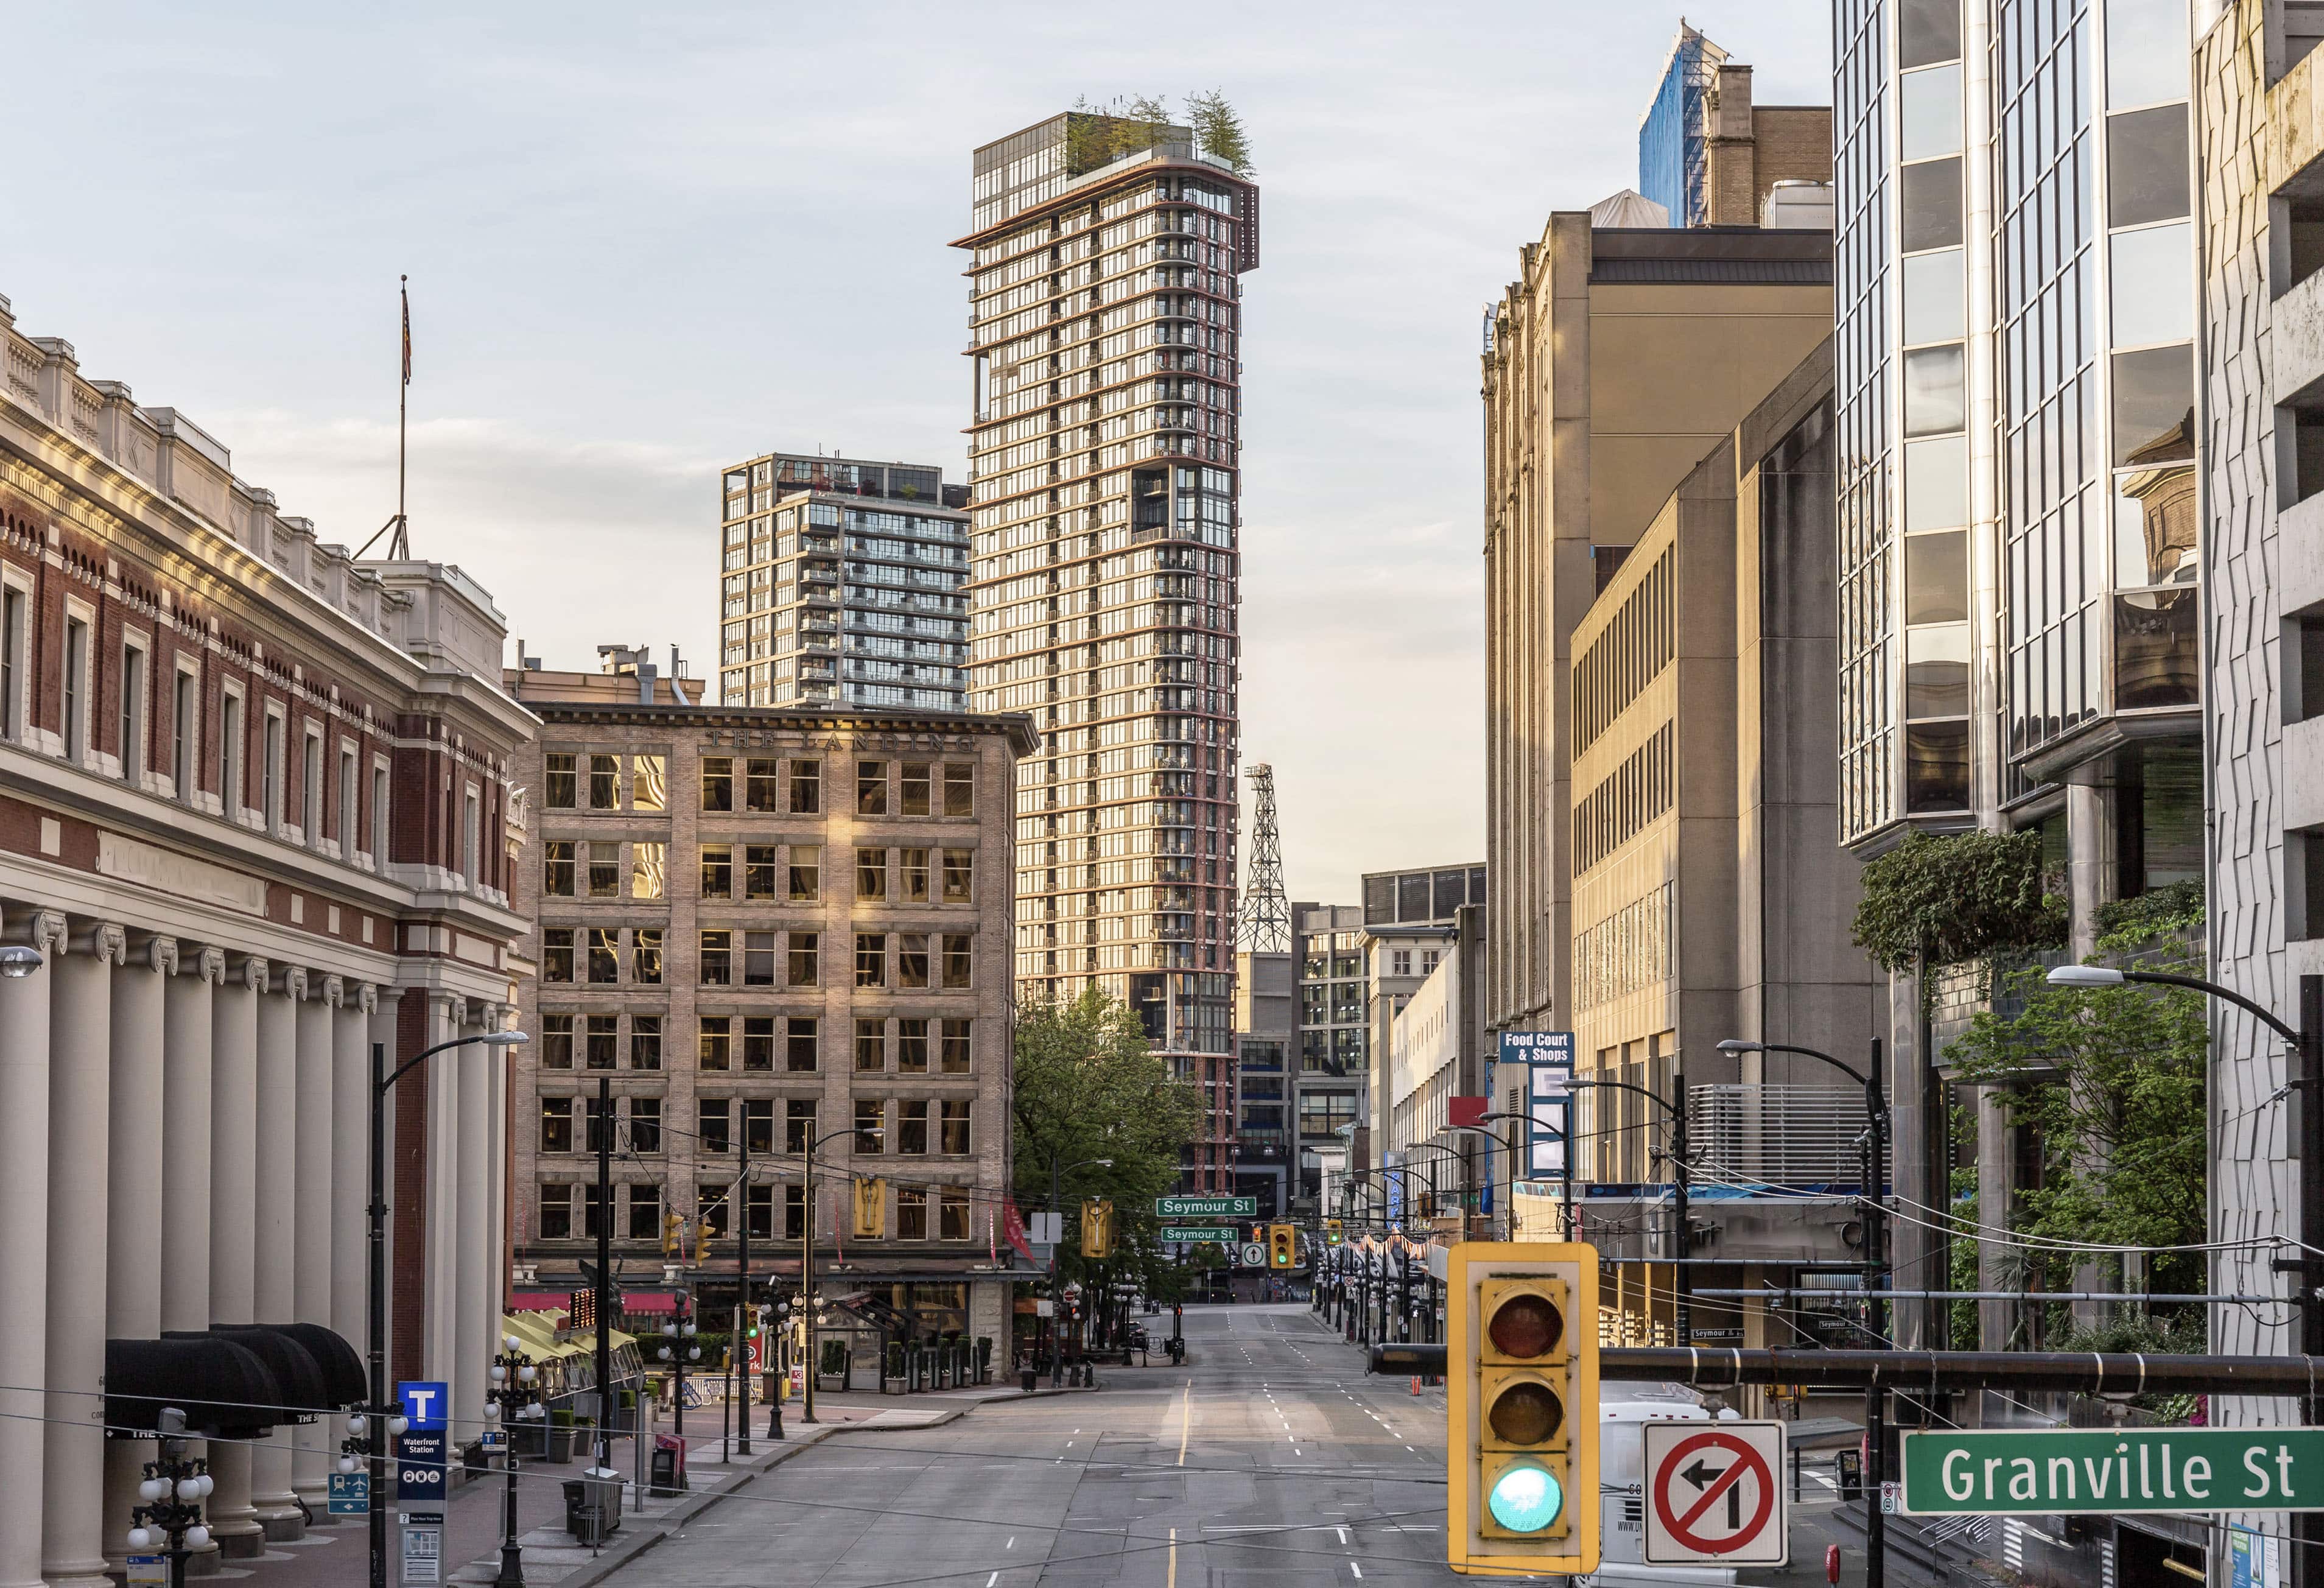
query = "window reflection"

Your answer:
(1901, 158), (1965, 252)
(1901, 65), (1965, 161)
(1906, 623), (1971, 717)
(2107, 107), (2190, 227)
(1900, 0), (1963, 68)
(1904, 345), (1967, 436)
(2114, 589), (2199, 709)
(2110, 346), (2194, 466)
(2108, 223), (2192, 348)
(1905, 720), (1971, 812)
(1903, 250), (1966, 345)
(2104, 0), (2191, 111)
(1905, 531), (1970, 623)
(2112, 463), (2197, 587)
(1904, 436), (1969, 529)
